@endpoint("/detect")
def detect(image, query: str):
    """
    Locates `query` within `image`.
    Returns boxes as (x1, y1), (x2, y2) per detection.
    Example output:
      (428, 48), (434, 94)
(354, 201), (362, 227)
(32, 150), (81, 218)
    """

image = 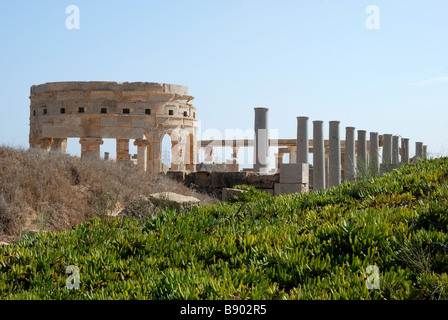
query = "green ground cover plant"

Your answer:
(1, 158), (447, 299)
